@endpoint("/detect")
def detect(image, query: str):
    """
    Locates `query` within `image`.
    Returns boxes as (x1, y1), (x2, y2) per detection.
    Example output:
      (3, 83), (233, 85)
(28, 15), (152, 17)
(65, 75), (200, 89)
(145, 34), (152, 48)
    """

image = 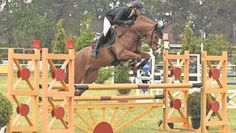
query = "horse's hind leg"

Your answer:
(74, 68), (99, 96)
(83, 68), (99, 83)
